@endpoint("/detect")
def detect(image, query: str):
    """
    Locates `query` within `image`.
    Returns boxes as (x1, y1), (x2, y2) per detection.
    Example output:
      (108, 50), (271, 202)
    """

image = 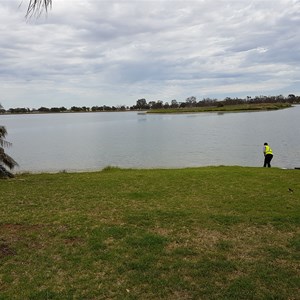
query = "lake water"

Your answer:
(1, 105), (300, 172)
